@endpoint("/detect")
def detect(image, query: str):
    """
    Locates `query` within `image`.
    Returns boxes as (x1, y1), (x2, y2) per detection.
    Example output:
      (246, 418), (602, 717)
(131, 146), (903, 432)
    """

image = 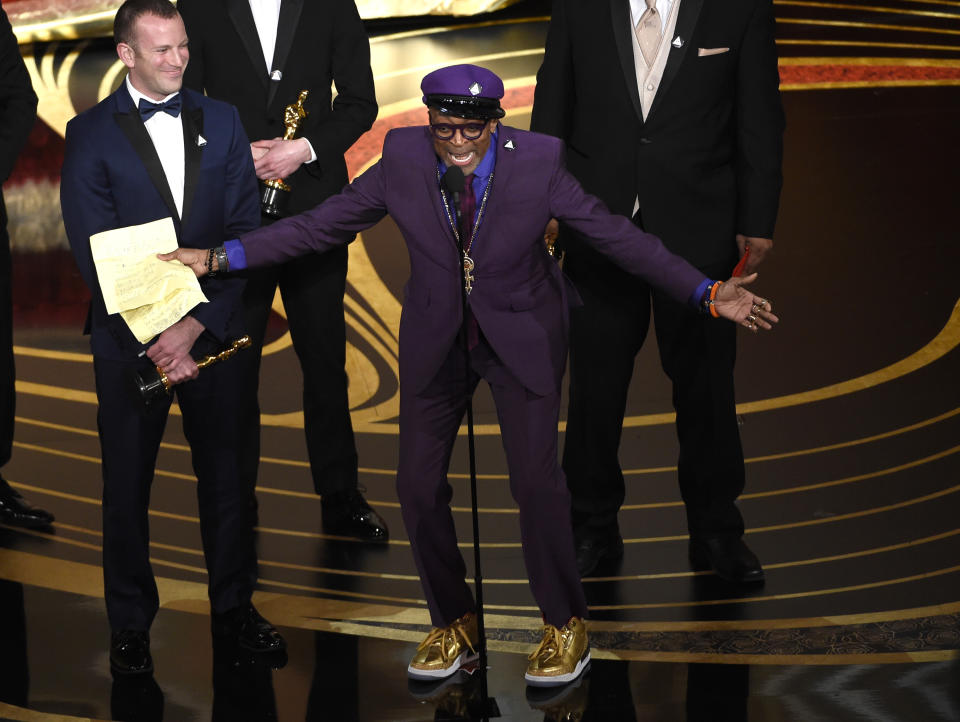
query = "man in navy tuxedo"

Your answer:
(163, 65), (777, 687)
(60, 0), (284, 676)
